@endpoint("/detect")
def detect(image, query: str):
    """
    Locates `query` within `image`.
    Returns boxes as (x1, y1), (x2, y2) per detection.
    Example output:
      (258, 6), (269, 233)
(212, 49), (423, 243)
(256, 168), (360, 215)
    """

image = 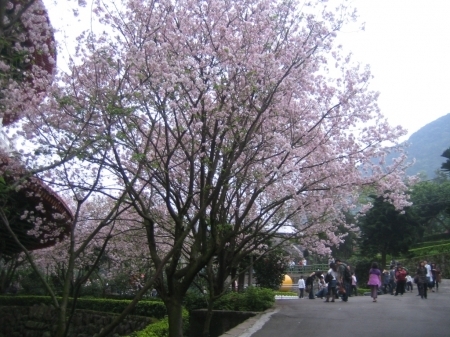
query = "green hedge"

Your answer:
(214, 287), (274, 311)
(411, 239), (450, 249)
(185, 287), (275, 312)
(0, 296), (167, 319)
(127, 308), (190, 337)
(408, 242), (450, 257)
